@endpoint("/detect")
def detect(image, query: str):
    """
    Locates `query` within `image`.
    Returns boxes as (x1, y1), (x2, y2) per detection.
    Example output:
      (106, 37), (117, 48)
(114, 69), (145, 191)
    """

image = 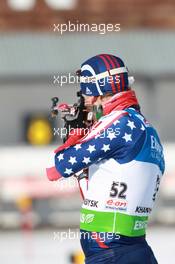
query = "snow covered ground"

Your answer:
(1, 226), (175, 264)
